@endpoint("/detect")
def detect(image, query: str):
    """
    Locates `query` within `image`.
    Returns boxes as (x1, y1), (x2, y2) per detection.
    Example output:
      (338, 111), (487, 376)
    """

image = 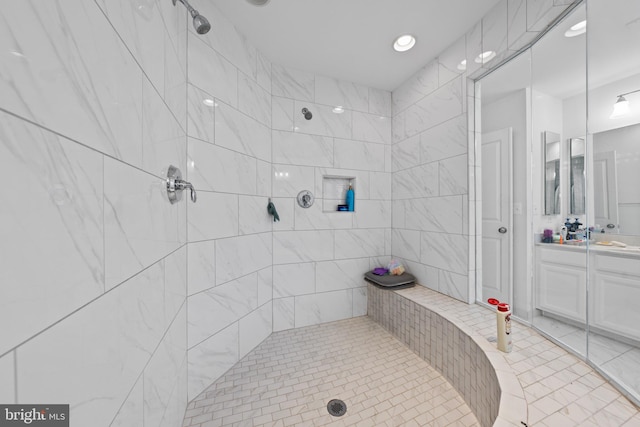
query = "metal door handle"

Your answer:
(498, 227), (507, 234)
